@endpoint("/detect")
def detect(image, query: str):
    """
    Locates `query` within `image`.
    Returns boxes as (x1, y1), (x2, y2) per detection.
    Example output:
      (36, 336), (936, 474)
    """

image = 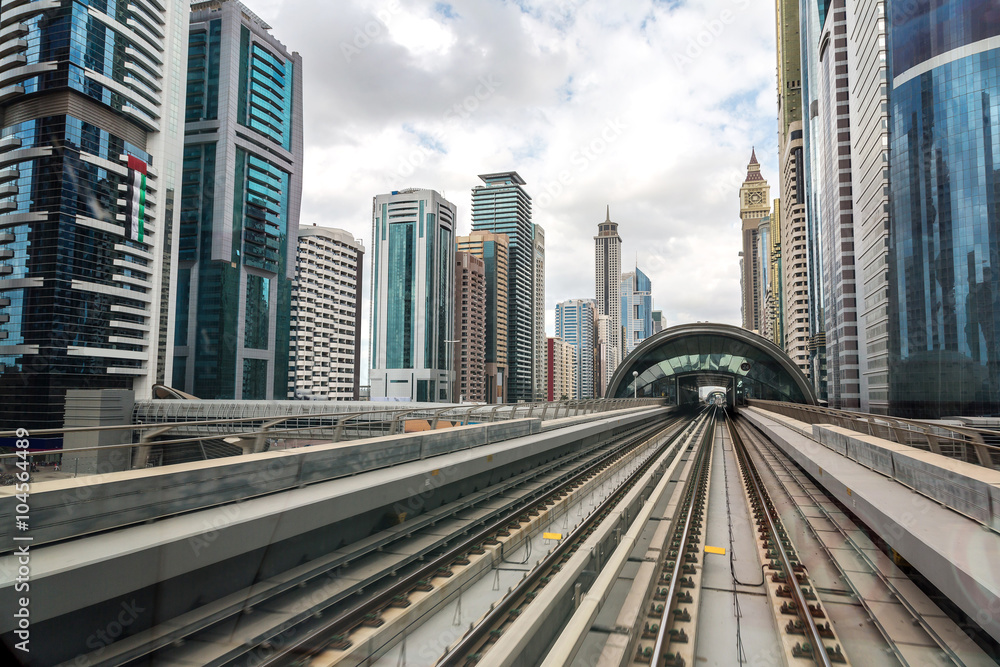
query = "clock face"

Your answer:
(748, 191), (763, 206)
